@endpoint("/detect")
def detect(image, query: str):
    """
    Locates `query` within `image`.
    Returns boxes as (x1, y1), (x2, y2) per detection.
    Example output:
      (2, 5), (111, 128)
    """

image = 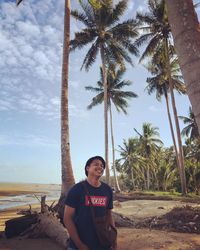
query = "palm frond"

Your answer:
(110, 19), (139, 39)
(113, 90), (138, 99)
(16, 0), (23, 6)
(71, 10), (93, 27)
(85, 86), (103, 92)
(134, 33), (152, 48)
(87, 92), (104, 109)
(81, 40), (100, 71)
(106, 0), (128, 26)
(107, 40), (133, 66)
(115, 80), (132, 89)
(139, 34), (161, 62)
(181, 125), (191, 138)
(136, 12), (154, 26)
(120, 39), (139, 57)
(70, 30), (97, 52)
(112, 96), (128, 114)
(78, 0), (95, 23)
(151, 138), (163, 145)
(112, 69), (126, 85)
(173, 79), (186, 94)
(194, 2), (200, 8)
(145, 76), (164, 101)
